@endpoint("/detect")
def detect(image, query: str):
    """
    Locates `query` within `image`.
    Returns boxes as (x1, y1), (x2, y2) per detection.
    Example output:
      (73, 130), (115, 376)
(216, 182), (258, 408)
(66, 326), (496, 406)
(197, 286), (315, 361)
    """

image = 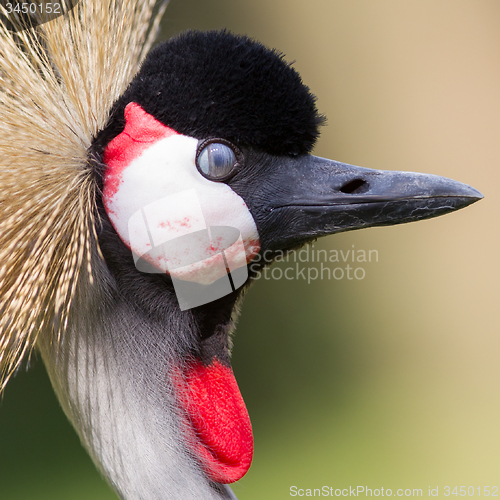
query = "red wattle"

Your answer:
(174, 358), (253, 484)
